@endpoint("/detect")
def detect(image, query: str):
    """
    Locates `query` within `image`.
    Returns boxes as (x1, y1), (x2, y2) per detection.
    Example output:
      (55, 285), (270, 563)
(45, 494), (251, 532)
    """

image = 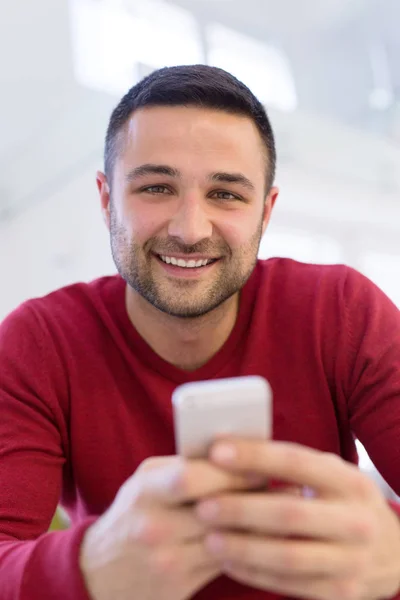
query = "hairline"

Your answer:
(106, 104), (274, 195)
